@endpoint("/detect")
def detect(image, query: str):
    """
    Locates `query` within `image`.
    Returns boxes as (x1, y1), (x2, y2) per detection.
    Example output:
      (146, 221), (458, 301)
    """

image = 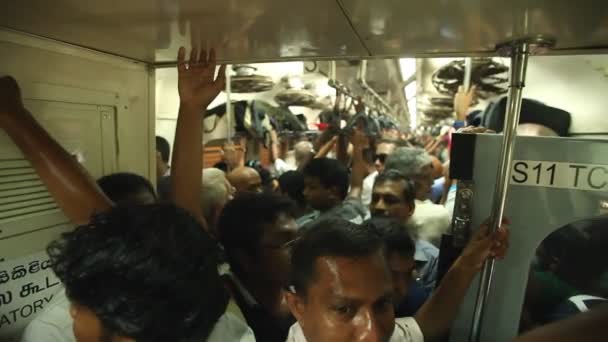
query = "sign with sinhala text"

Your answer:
(0, 251), (62, 341)
(510, 160), (608, 191)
